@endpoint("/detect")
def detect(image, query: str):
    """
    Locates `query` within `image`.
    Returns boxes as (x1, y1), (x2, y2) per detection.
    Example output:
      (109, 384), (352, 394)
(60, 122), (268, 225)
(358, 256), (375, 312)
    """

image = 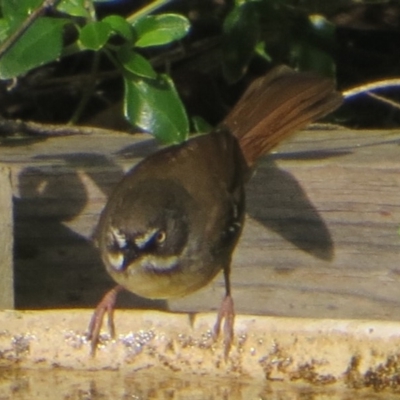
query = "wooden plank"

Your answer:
(1, 129), (399, 320)
(172, 129), (400, 319)
(0, 166), (13, 308)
